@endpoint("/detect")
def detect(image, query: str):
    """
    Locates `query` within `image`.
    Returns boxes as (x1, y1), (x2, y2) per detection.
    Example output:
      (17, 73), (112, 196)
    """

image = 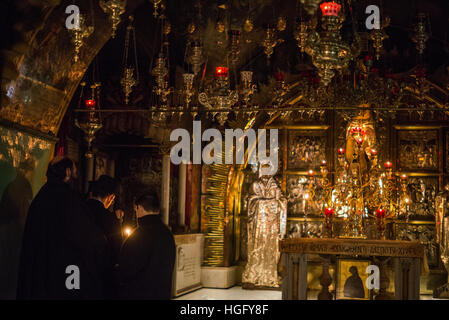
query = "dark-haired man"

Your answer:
(118, 192), (176, 300)
(17, 157), (108, 299)
(87, 175), (122, 299)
